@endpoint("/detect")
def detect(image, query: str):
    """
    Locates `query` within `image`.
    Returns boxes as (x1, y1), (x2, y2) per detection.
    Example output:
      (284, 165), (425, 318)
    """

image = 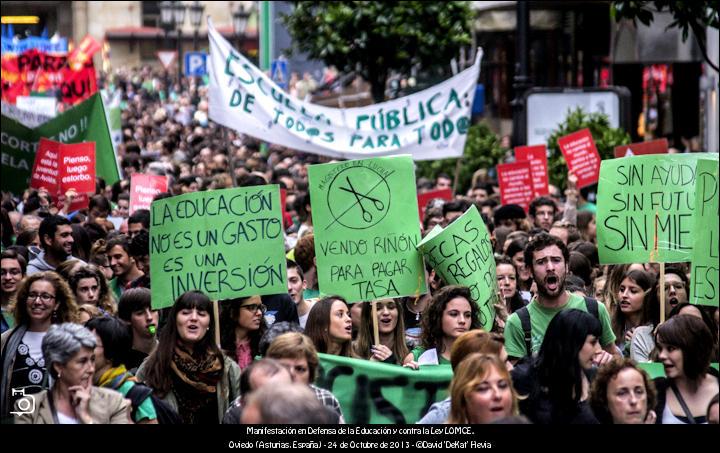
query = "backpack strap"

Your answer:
(124, 383), (153, 420)
(584, 296), (599, 319)
(516, 306), (532, 357)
